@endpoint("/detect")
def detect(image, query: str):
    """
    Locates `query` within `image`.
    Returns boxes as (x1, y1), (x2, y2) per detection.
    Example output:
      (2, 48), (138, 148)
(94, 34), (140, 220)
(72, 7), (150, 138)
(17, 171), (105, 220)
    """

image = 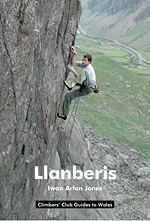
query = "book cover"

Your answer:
(0, 0), (149, 220)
